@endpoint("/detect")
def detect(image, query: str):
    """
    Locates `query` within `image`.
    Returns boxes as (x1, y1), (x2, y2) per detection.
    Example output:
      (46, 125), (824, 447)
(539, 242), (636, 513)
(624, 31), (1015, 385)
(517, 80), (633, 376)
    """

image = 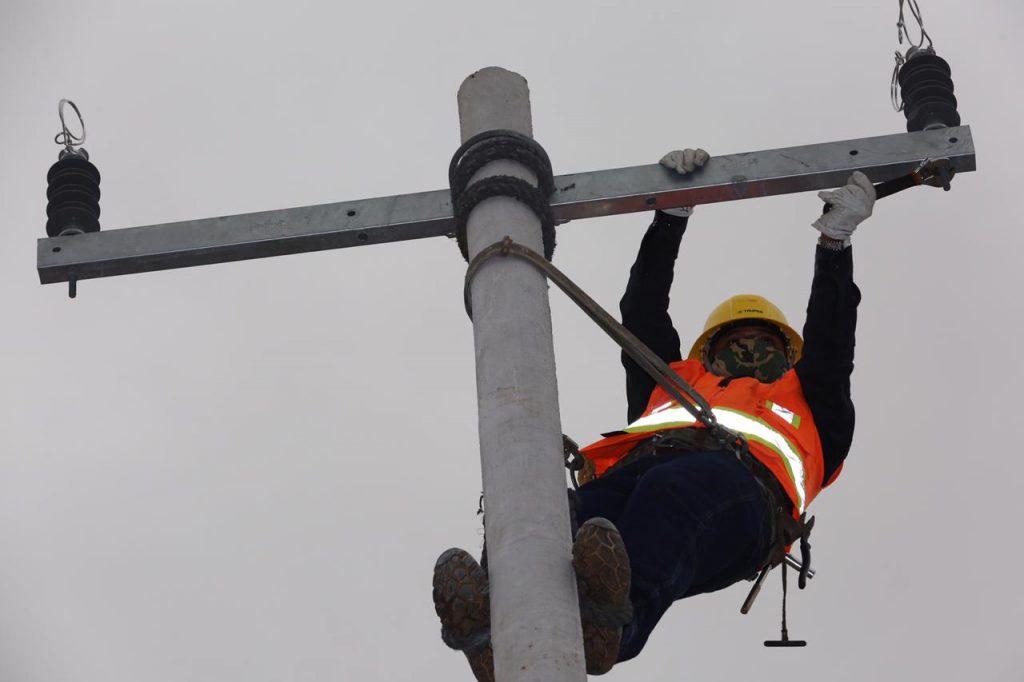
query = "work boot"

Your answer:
(432, 548), (494, 682)
(572, 517), (633, 675)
